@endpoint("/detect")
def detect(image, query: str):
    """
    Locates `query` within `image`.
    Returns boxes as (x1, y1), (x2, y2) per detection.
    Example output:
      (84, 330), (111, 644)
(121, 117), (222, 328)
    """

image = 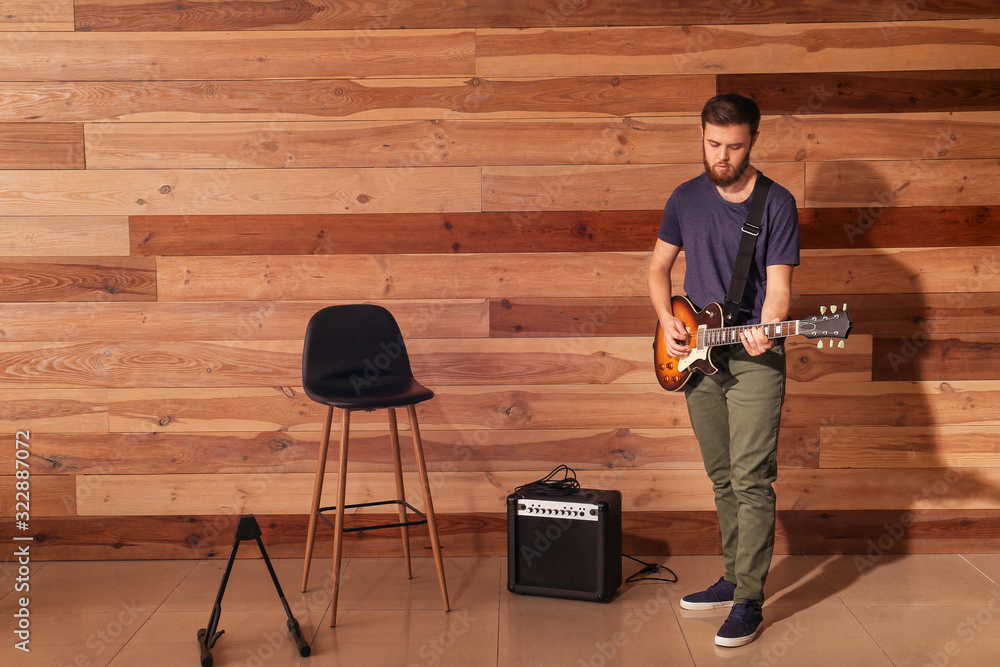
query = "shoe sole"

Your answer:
(715, 627), (760, 648)
(679, 598), (734, 611)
